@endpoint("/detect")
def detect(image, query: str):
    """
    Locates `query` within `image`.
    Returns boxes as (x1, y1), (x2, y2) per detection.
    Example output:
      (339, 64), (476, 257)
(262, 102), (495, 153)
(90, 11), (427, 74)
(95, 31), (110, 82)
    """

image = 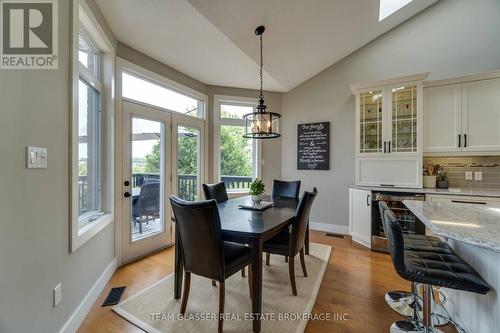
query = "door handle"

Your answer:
(124, 192), (132, 198)
(458, 134), (461, 148)
(464, 134), (467, 148)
